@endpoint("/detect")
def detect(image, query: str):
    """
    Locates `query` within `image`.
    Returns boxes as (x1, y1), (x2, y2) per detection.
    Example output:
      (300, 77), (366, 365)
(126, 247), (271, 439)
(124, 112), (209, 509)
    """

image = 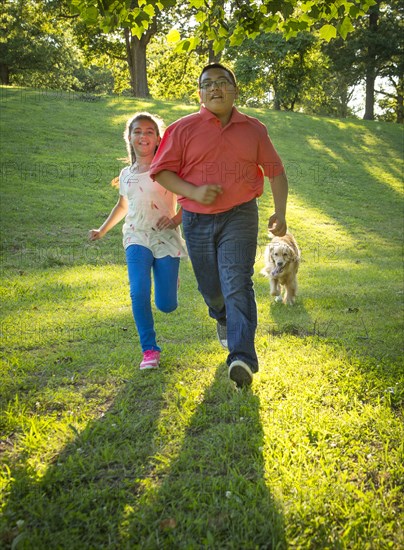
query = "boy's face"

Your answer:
(199, 68), (238, 118)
